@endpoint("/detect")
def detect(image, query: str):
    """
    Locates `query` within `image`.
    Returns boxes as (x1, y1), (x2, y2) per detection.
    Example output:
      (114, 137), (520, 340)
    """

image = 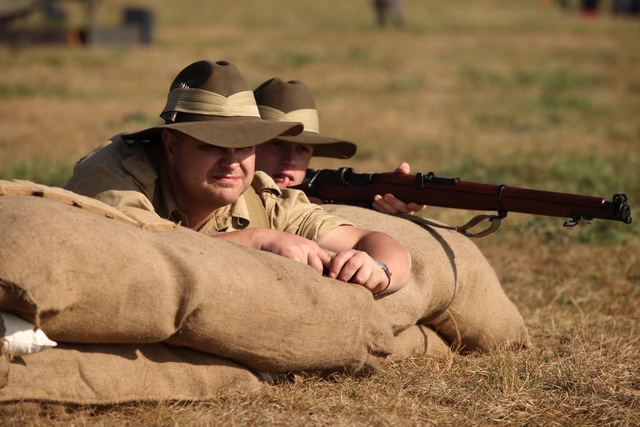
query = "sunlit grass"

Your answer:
(0, 157), (73, 188)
